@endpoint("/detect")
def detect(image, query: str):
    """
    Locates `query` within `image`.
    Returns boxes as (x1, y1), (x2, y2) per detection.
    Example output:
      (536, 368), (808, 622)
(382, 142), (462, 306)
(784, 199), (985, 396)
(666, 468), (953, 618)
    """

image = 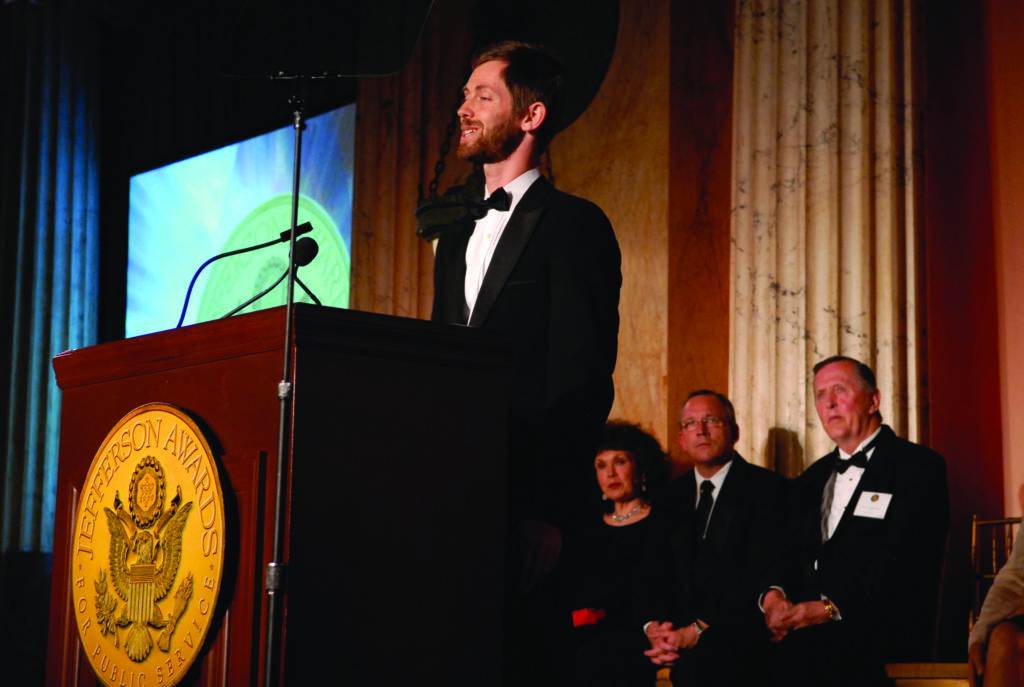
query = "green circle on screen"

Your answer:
(196, 194), (349, 323)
